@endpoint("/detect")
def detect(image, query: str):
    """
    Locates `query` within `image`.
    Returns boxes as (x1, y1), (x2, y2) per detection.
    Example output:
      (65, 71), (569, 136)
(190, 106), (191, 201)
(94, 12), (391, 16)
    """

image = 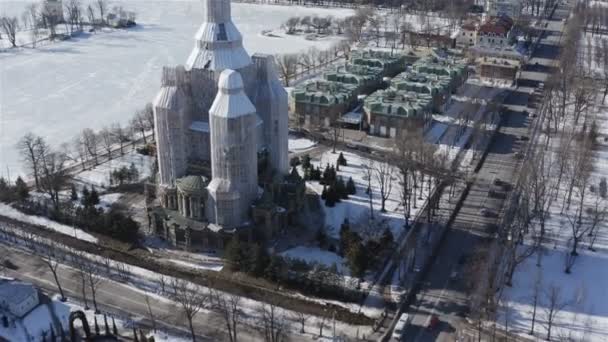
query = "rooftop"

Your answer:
(292, 80), (357, 106)
(0, 280), (37, 307)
